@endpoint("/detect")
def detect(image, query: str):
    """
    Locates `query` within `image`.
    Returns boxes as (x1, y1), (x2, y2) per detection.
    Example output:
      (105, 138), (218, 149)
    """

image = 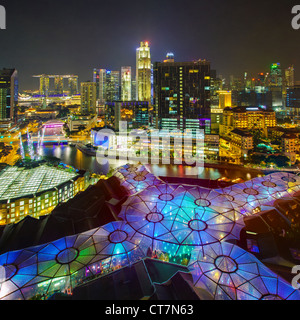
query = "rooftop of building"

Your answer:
(223, 106), (274, 113)
(230, 128), (253, 137)
(0, 164), (80, 202)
